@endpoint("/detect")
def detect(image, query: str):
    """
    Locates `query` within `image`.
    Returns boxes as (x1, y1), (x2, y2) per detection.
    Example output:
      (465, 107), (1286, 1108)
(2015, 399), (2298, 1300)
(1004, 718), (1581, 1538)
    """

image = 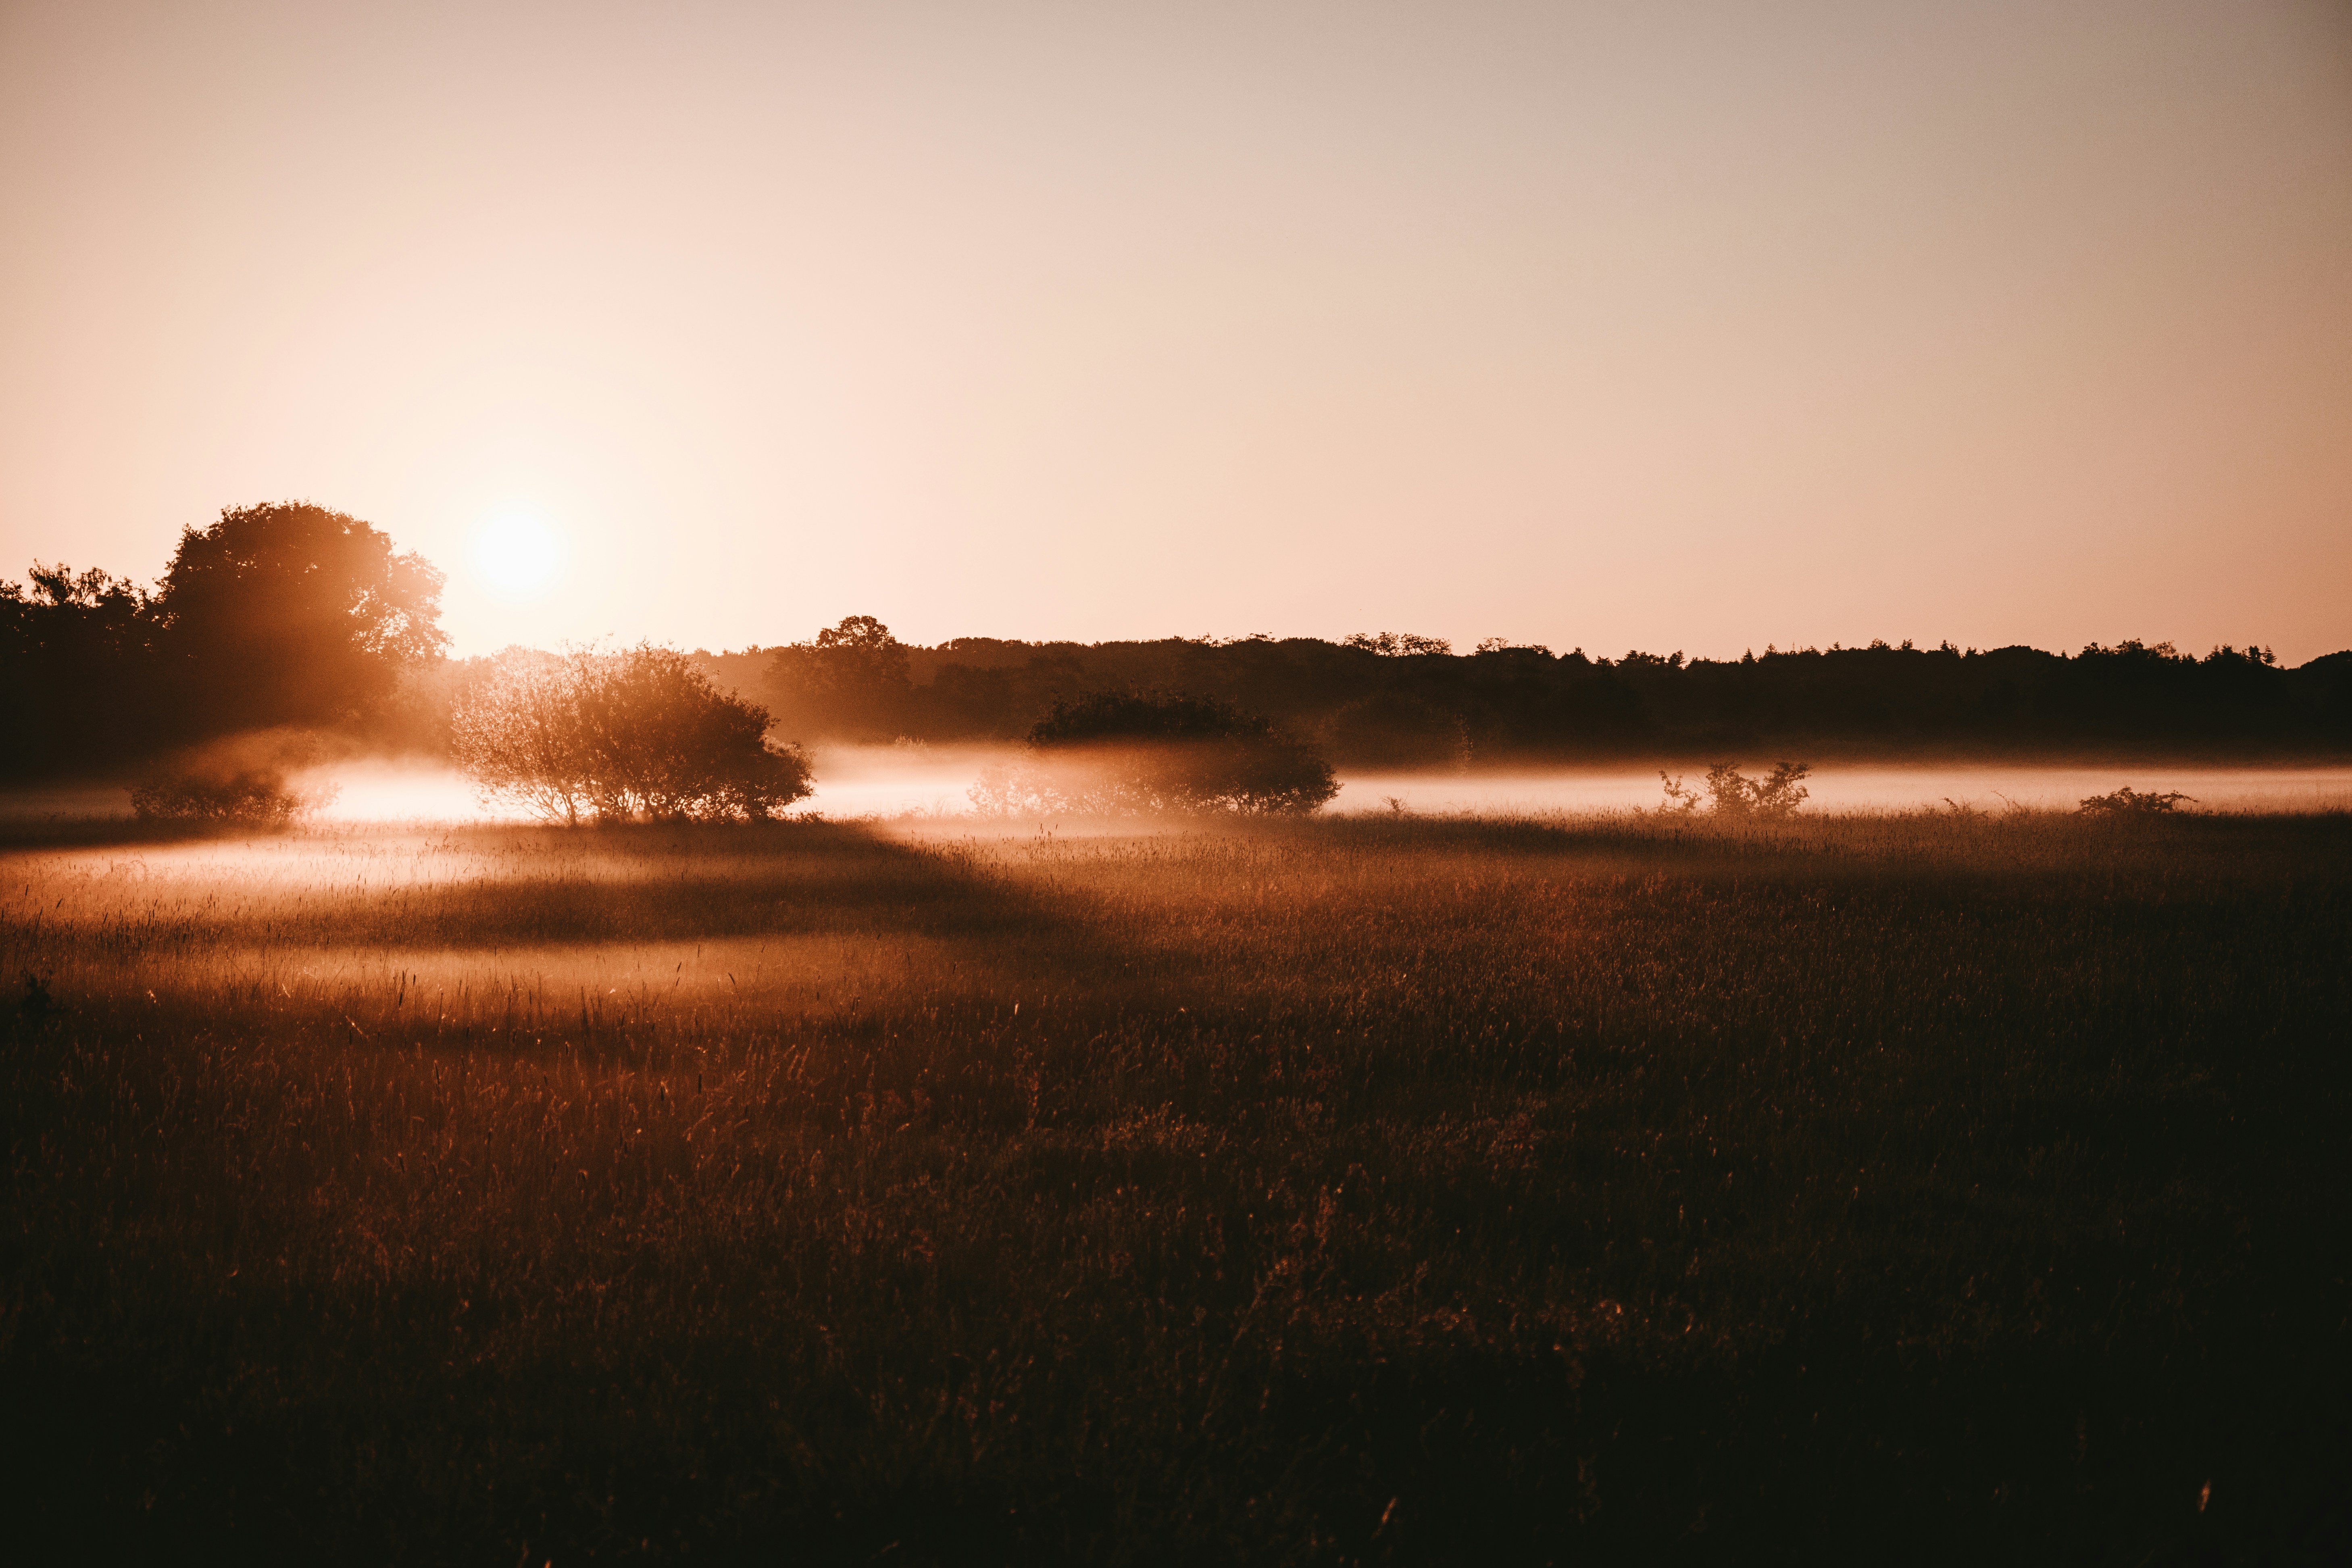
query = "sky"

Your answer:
(3, 0), (2349, 662)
